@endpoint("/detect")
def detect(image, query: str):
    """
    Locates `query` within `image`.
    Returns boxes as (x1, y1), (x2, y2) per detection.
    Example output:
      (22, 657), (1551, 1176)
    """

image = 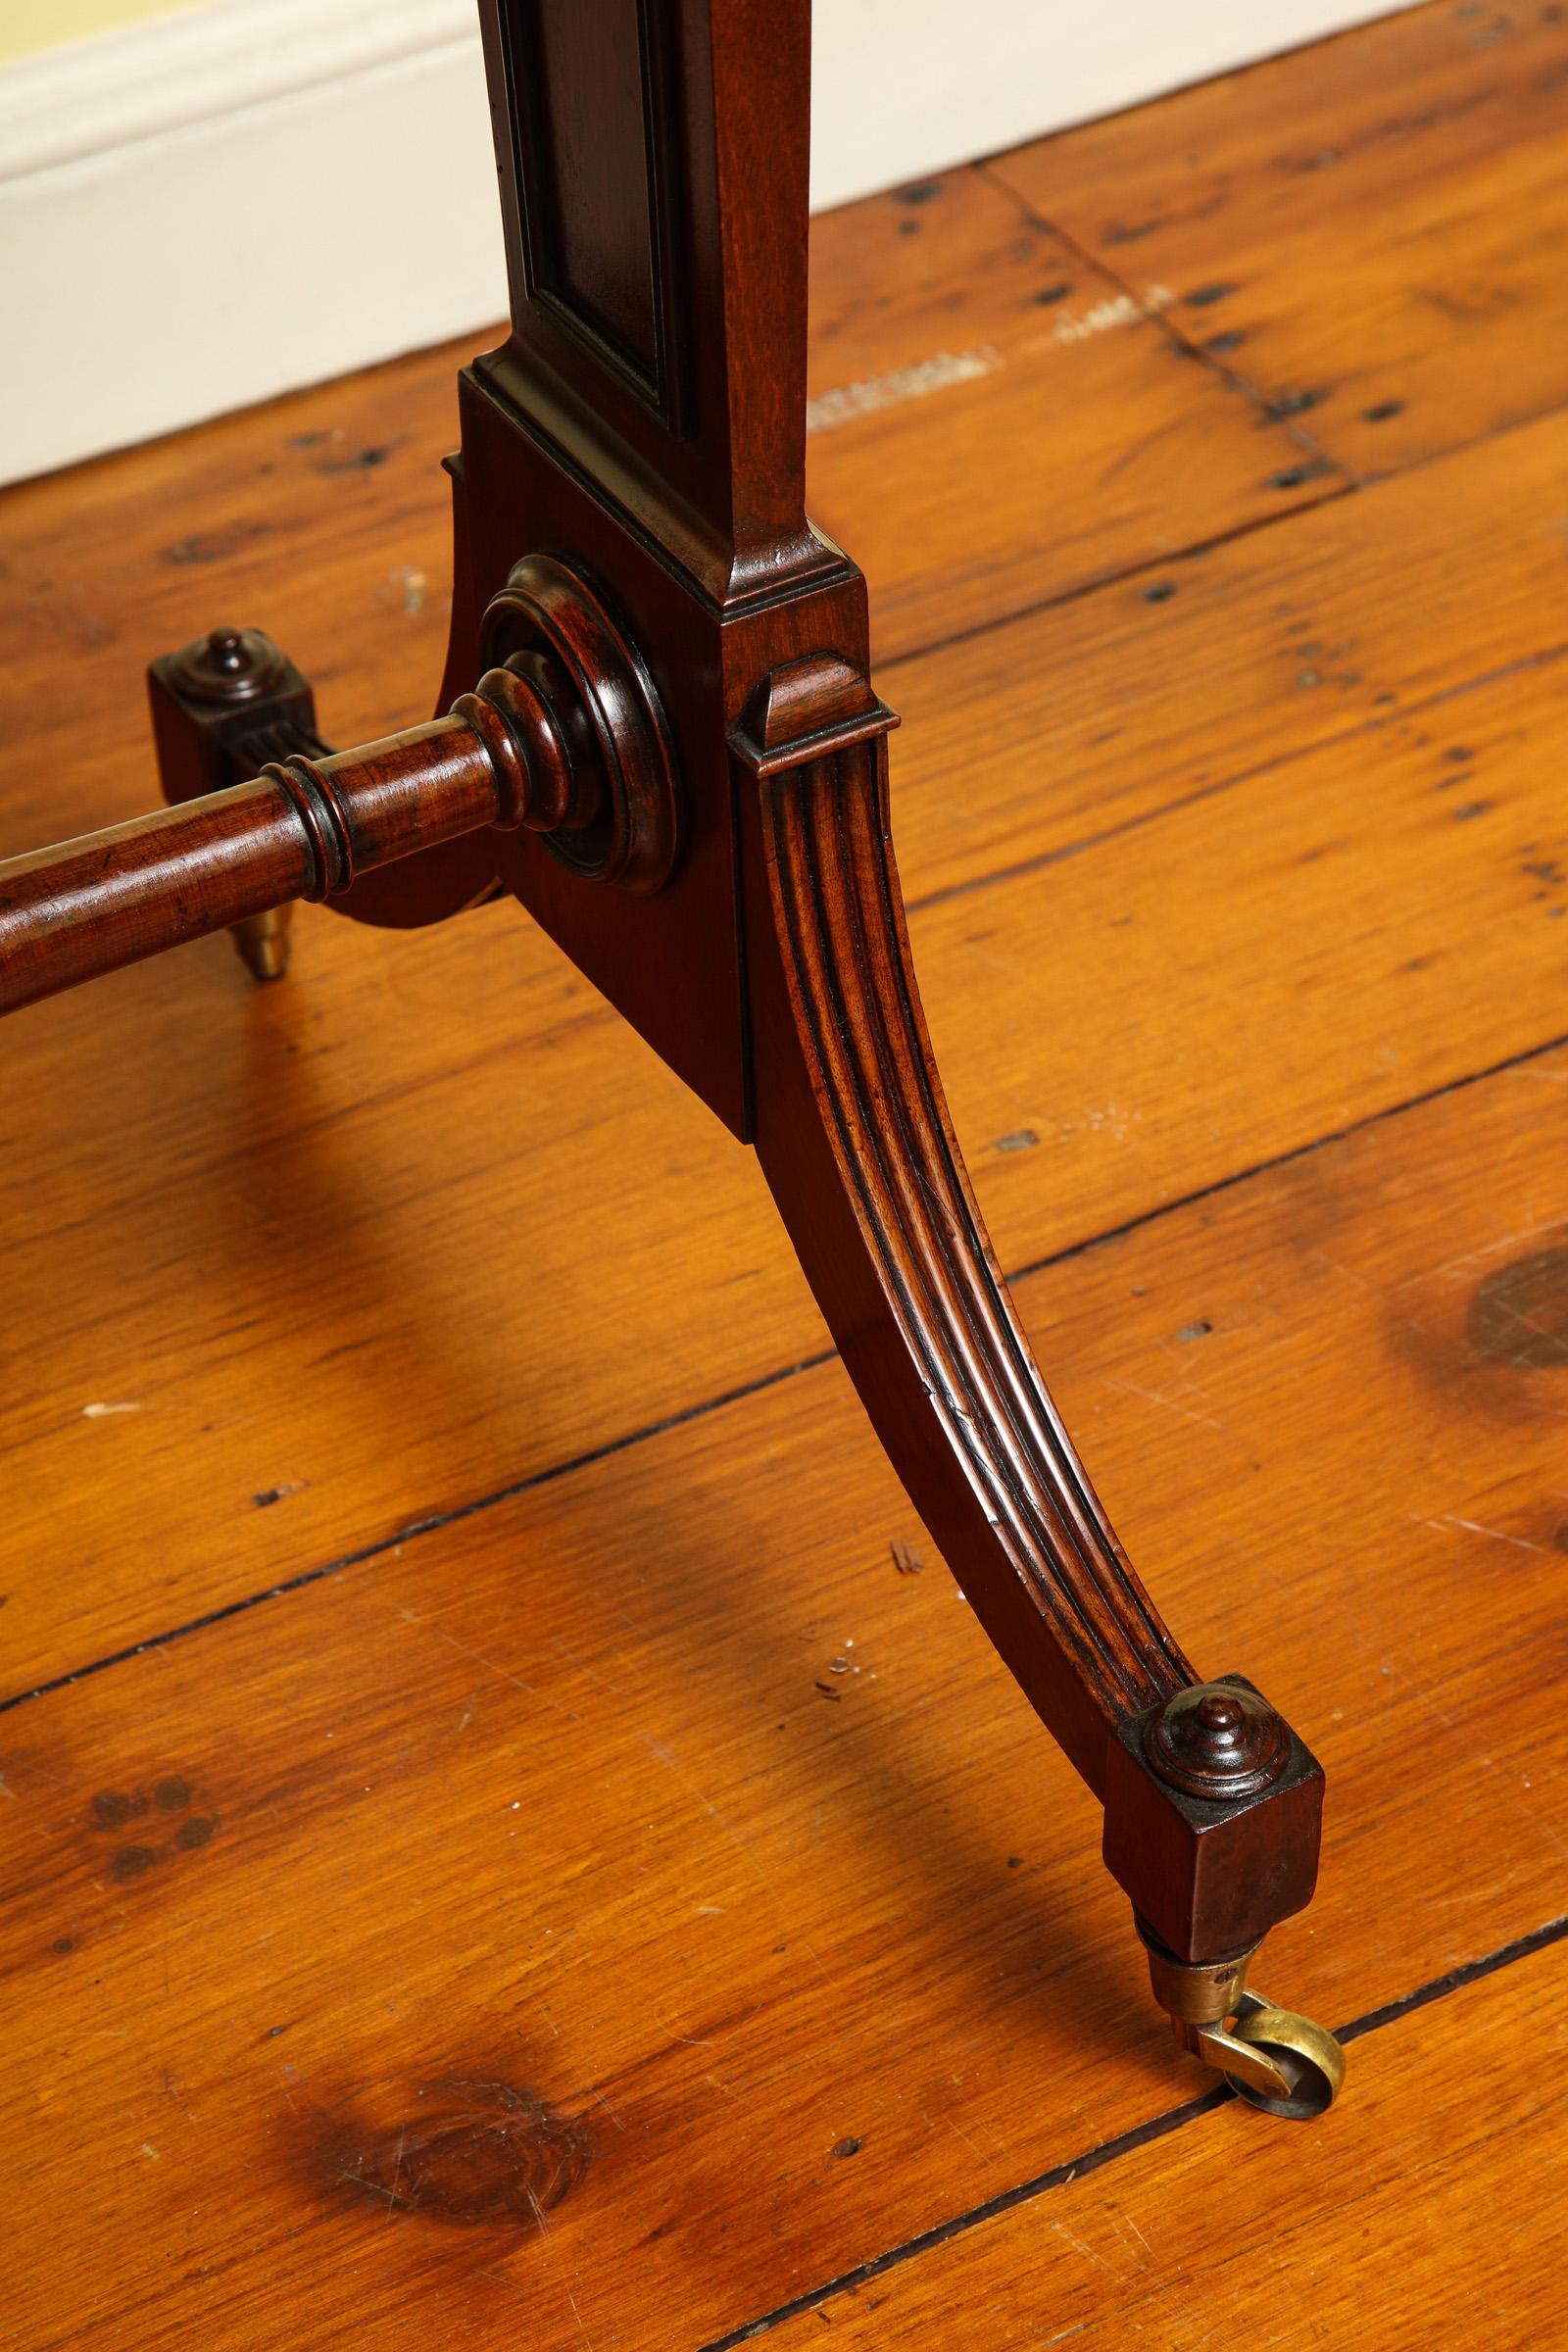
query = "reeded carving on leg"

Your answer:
(734, 655), (1195, 1795)
(735, 657), (1330, 2063)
